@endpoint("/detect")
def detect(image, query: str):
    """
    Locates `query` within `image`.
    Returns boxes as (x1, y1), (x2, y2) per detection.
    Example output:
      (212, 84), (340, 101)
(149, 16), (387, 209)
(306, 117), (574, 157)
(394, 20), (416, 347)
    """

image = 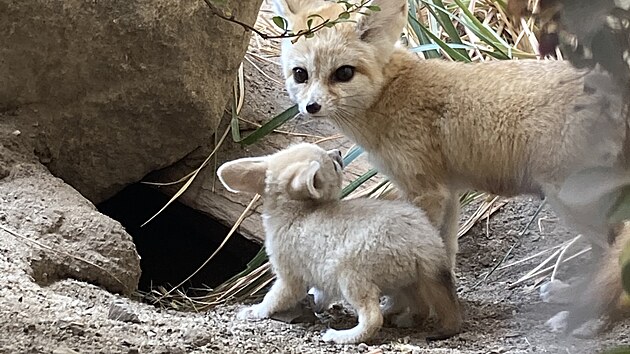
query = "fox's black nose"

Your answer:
(306, 102), (321, 114)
